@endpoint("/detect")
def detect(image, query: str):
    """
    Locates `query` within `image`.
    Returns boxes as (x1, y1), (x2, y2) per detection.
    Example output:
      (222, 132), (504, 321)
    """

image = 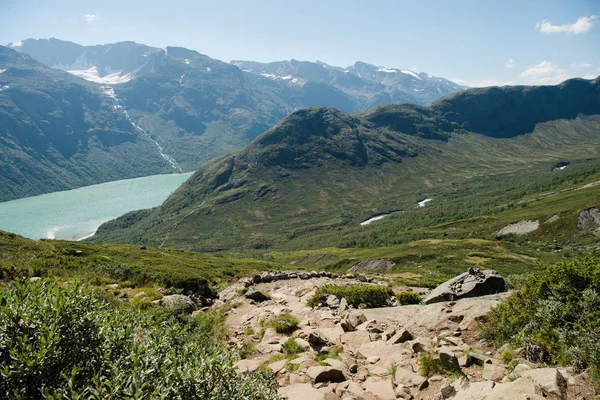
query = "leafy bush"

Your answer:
(480, 257), (600, 376)
(0, 279), (278, 399)
(396, 291), (422, 305)
(264, 313), (299, 334)
(307, 284), (394, 308)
